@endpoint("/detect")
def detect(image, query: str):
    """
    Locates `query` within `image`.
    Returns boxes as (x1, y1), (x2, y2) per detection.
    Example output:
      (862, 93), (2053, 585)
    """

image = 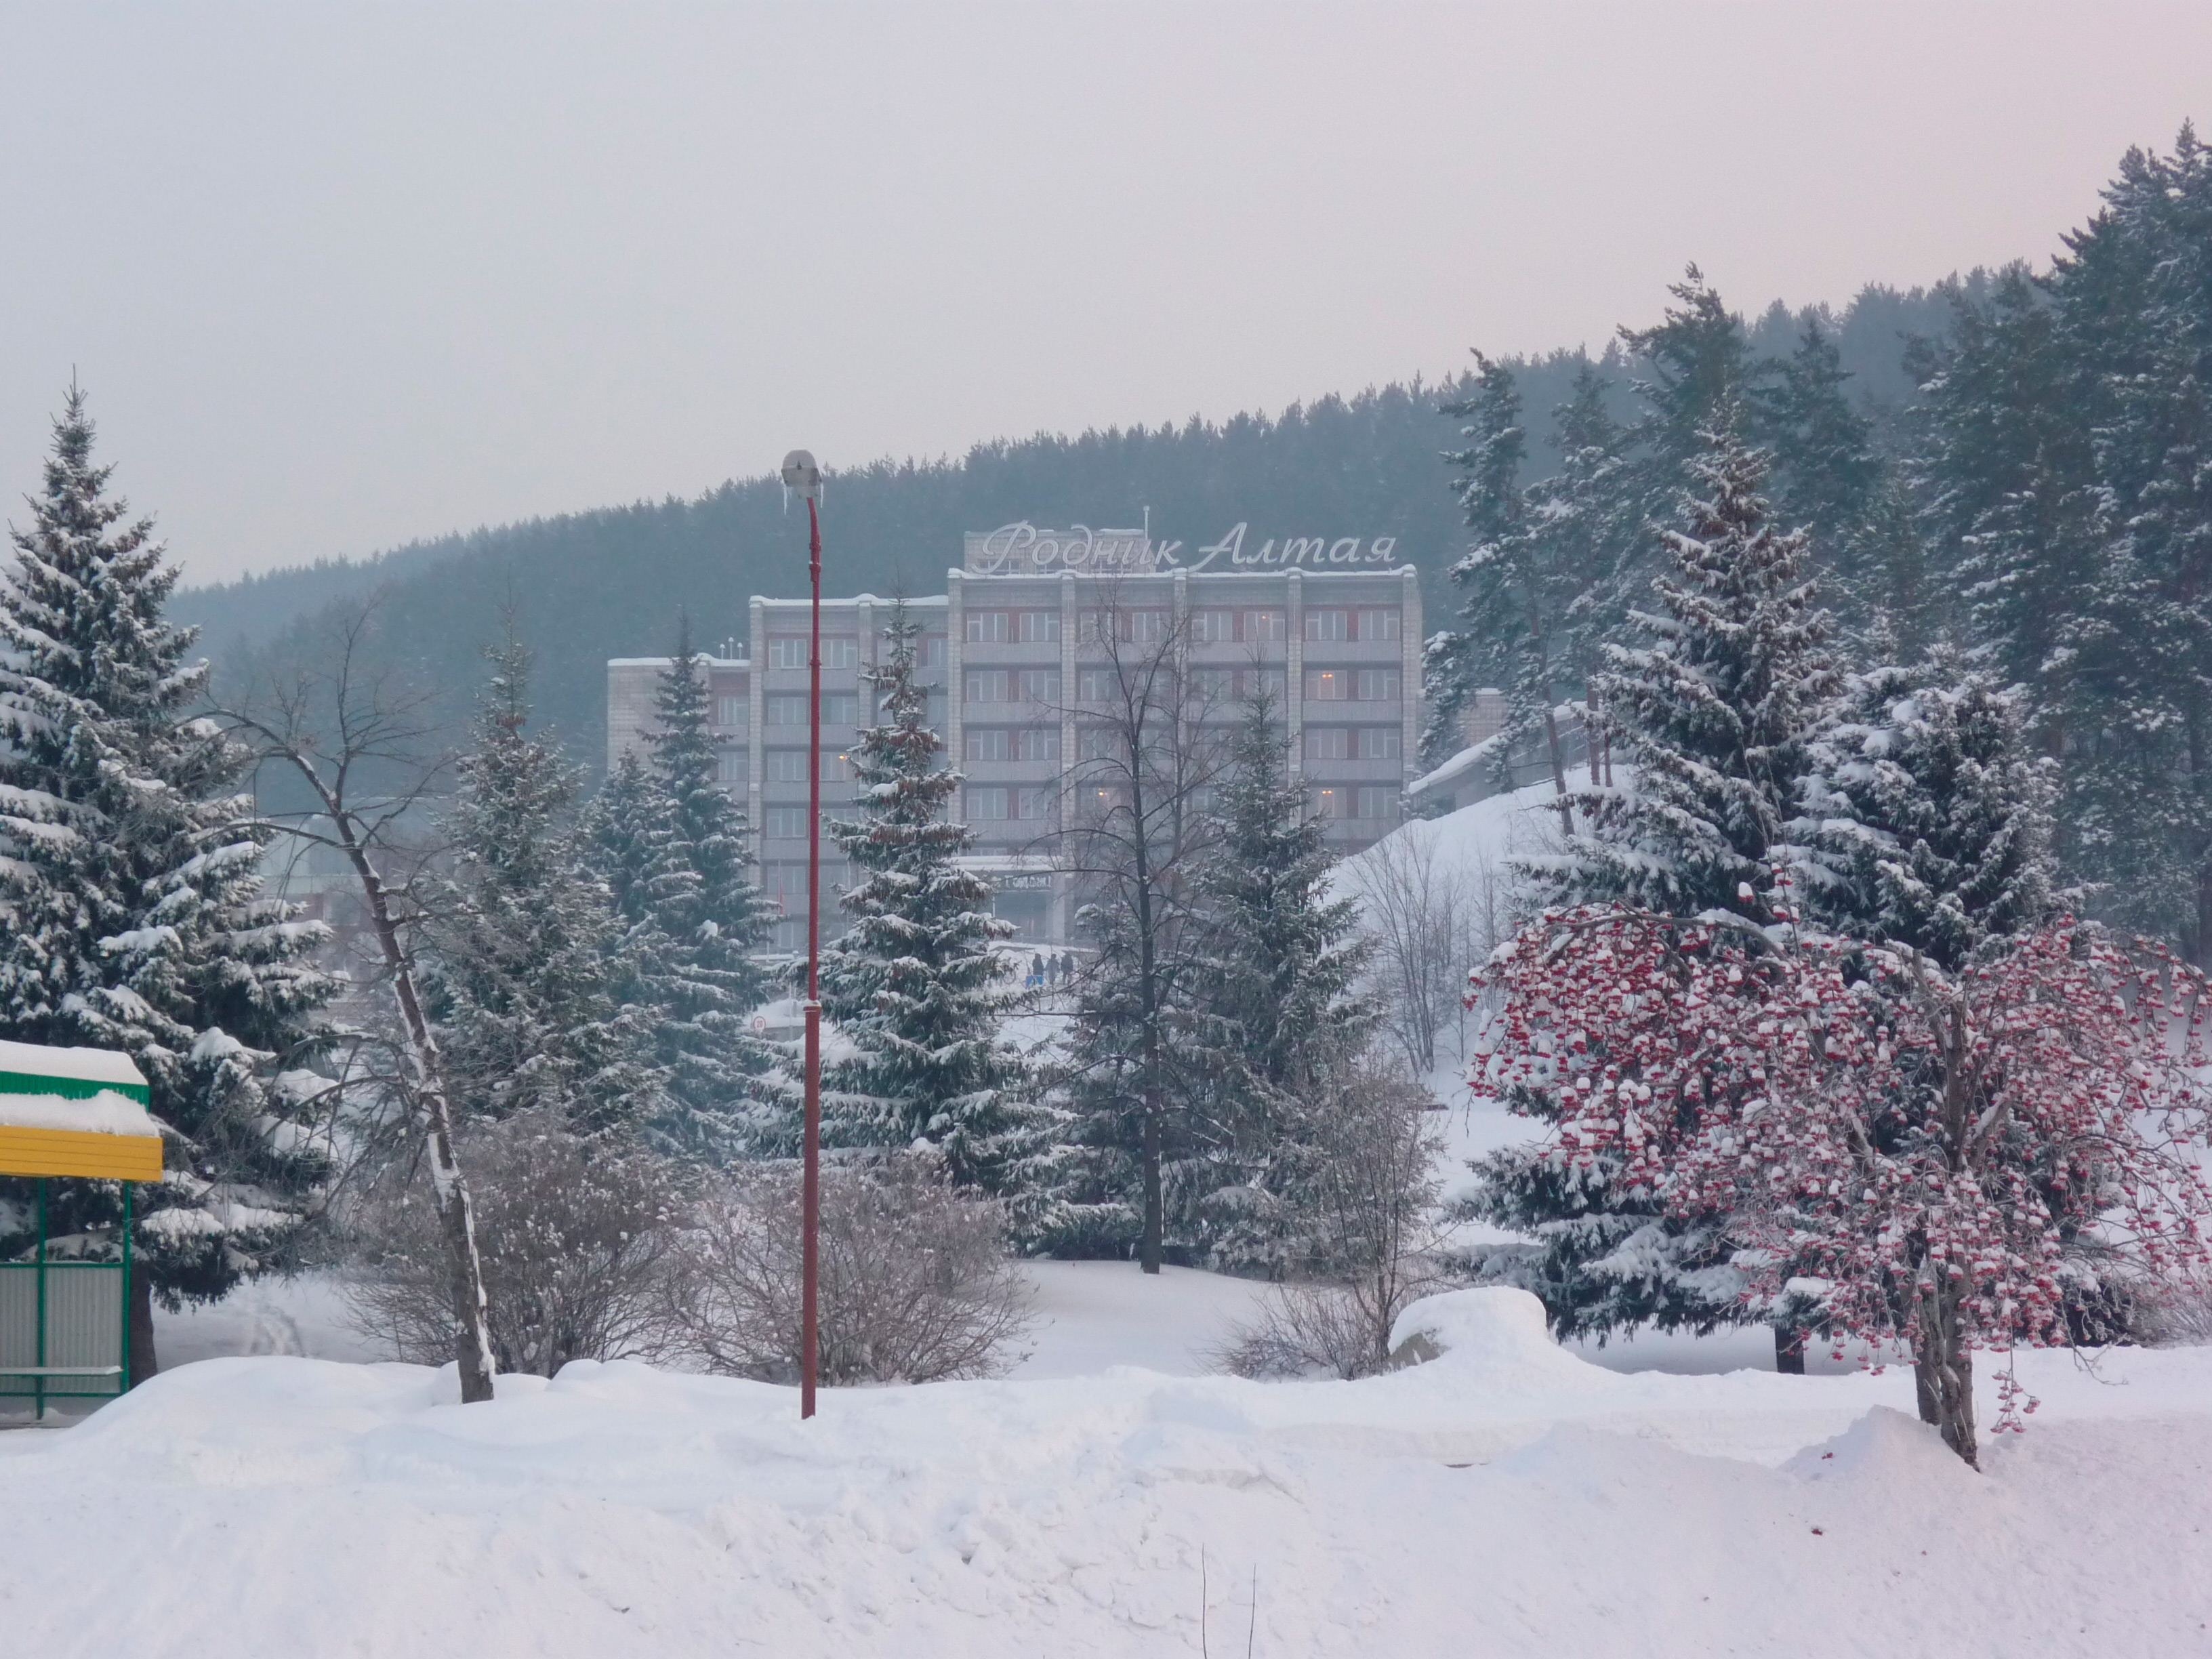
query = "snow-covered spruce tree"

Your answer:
(1425, 355), (1582, 818)
(429, 633), (659, 1136)
(0, 388), (337, 1378)
(808, 605), (1064, 1223)
(1180, 687), (1375, 1271)
(1468, 424), (1841, 1361)
(1796, 659), (2057, 973)
(589, 619), (777, 1161)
